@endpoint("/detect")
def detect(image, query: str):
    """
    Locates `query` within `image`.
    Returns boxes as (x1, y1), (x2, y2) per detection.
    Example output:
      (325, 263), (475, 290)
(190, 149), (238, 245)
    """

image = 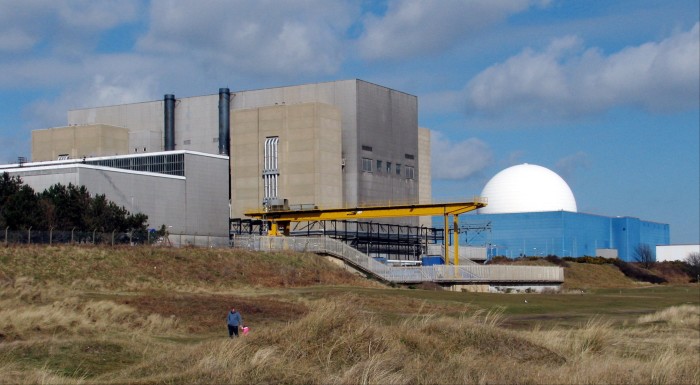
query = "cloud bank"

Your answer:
(358, 0), (545, 60)
(431, 131), (493, 180)
(466, 22), (700, 118)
